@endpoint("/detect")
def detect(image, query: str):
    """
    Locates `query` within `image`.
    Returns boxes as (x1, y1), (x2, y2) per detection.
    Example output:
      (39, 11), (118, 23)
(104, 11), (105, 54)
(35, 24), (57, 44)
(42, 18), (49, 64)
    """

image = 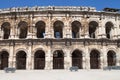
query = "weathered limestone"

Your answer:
(0, 6), (120, 70)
